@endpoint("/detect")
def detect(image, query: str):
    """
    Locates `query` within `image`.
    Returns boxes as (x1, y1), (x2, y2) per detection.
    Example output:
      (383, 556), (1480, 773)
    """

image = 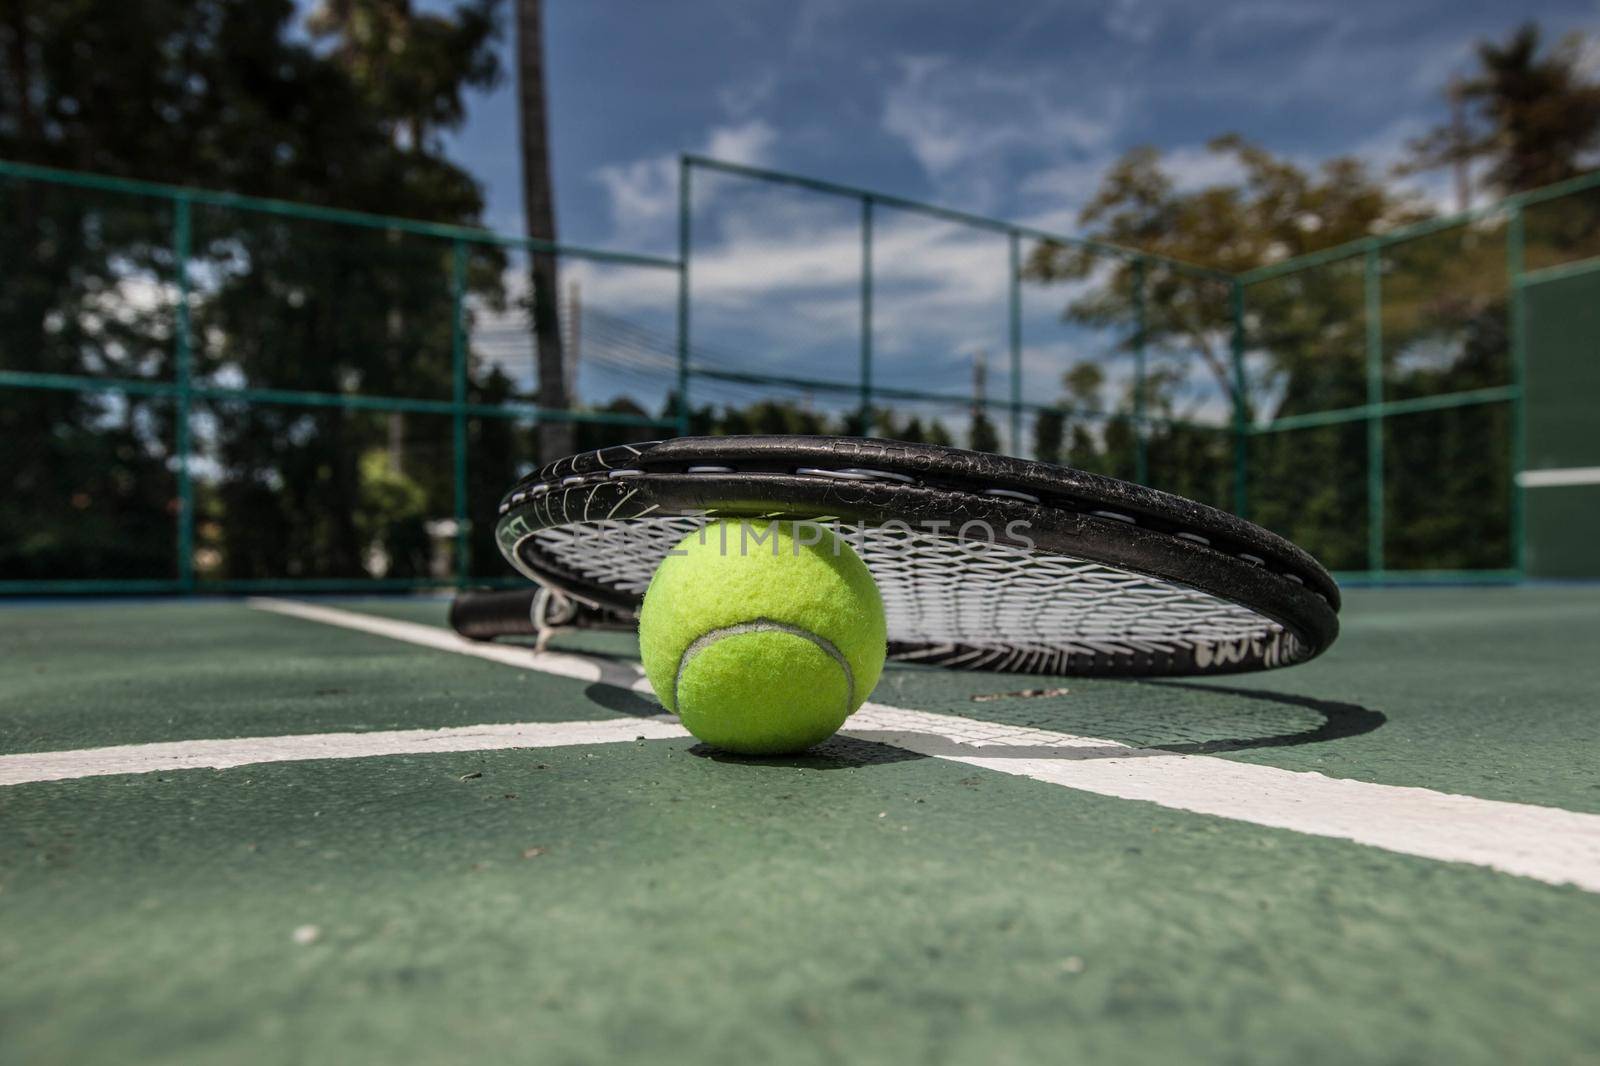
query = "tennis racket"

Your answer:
(450, 436), (1340, 677)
